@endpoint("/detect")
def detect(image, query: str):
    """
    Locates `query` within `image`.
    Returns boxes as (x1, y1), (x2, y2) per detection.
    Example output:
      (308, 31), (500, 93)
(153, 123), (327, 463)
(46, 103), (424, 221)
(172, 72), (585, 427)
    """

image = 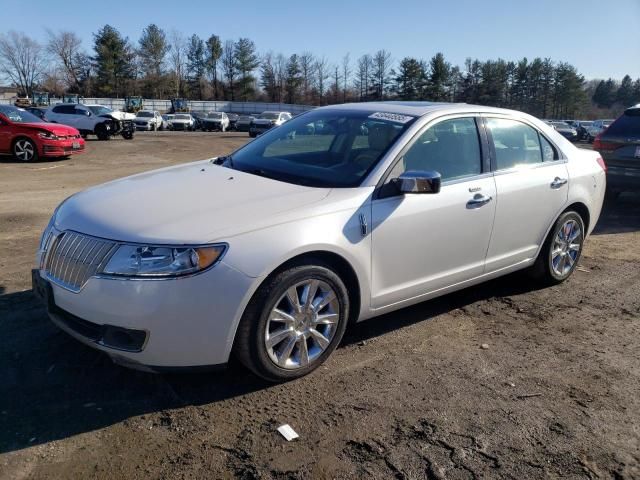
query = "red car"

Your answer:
(0, 104), (85, 162)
